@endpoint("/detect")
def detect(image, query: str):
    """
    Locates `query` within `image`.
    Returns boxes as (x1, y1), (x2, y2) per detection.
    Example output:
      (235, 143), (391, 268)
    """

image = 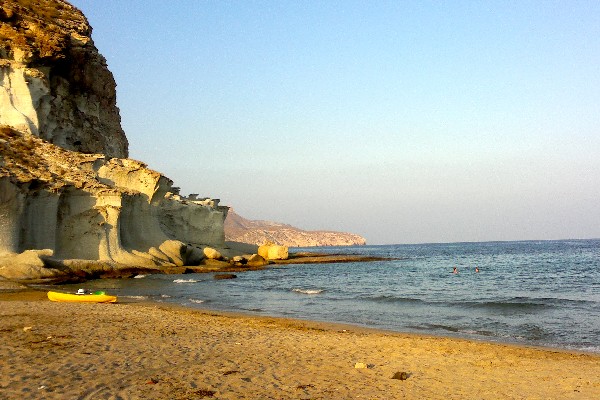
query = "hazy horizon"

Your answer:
(71, 0), (600, 245)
